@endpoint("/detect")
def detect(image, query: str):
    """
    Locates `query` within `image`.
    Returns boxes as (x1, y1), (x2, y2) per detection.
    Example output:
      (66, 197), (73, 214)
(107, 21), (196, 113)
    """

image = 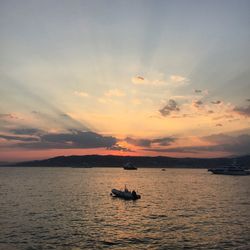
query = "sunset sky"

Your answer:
(0, 0), (250, 161)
